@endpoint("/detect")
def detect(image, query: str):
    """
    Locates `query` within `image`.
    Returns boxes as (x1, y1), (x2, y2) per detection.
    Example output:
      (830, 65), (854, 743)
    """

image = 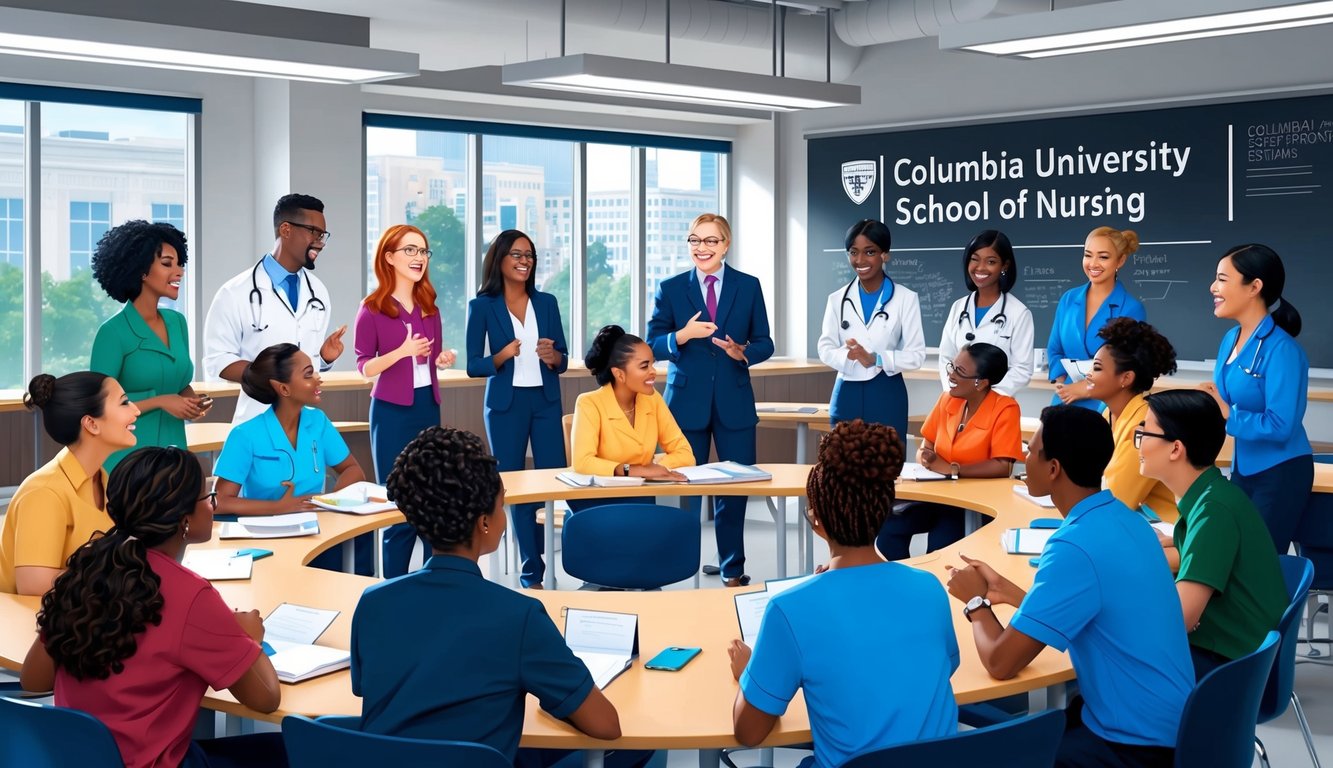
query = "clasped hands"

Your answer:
(399, 332), (458, 369)
(844, 338), (877, 368)
(944, 554), (1027, 608)
(678, 311), (747, 362)
(497, 338), (562, 368)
